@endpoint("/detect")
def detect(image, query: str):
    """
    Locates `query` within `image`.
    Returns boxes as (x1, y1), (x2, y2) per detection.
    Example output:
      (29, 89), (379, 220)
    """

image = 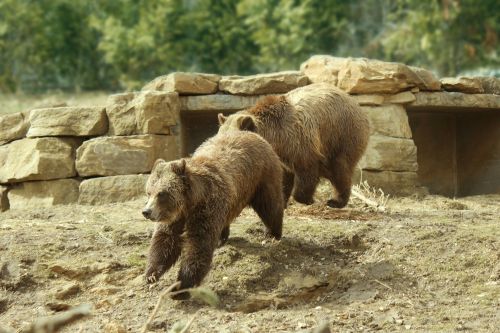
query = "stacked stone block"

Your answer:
(0, 92), (180, 210)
